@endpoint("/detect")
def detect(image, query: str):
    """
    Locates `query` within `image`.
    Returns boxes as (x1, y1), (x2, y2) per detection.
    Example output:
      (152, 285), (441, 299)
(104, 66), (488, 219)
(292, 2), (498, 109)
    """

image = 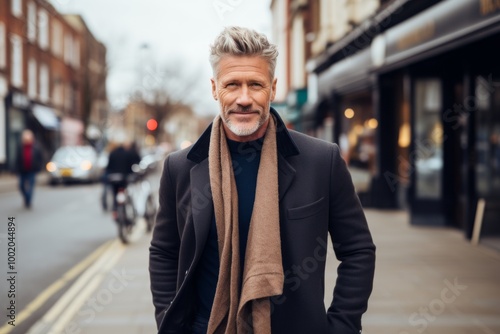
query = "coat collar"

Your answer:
(187, 107), (300, 163)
